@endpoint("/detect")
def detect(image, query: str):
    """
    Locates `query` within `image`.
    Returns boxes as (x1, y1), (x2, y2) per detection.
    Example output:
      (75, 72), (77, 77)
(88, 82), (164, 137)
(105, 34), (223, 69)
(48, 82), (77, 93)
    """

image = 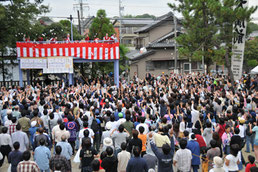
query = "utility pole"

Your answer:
(77, 10), (81, 35)
(69, 15), (73, 41)
(173, 14), (178, 74)
(119, 0), (124, 43)
(73, 0), (89, 35)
